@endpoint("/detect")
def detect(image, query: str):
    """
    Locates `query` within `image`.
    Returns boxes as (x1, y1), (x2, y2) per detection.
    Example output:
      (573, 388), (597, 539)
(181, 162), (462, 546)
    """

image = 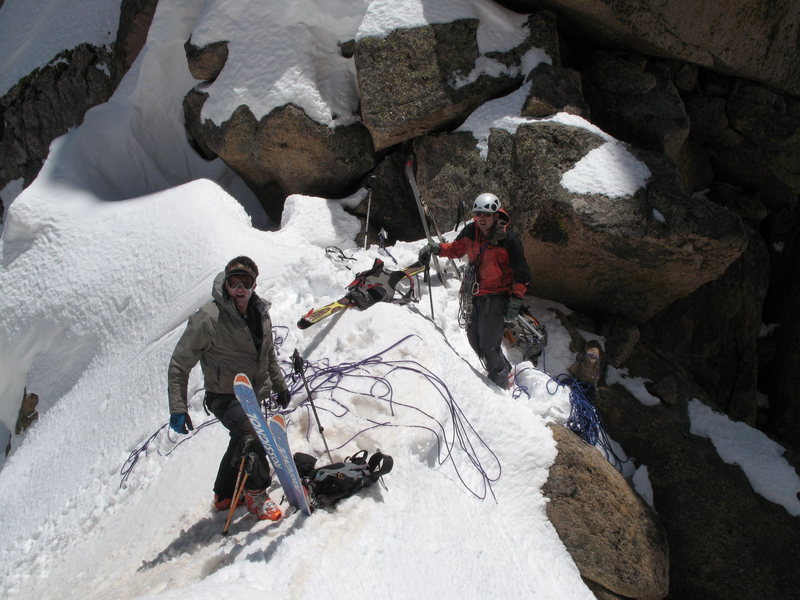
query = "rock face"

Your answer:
(763, 215), (800, 447)
(14, 391), (39, 435)
(581, 52), (690, 163)
(0, 43), (115, 187)
(0, 0), (157, 193)
(111, 0), (160, 84)
(4, 4), (800, 597)
(504, 0), (800, 96)
(354, 20), (523, 151)
(596, 380), (800, 600)
(184, 38), (228, 82)
(544, 424), (669, 600)
(641, 231), (770, 423)
(183, 90), (376, 221)
(411, 124), (748, 323)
